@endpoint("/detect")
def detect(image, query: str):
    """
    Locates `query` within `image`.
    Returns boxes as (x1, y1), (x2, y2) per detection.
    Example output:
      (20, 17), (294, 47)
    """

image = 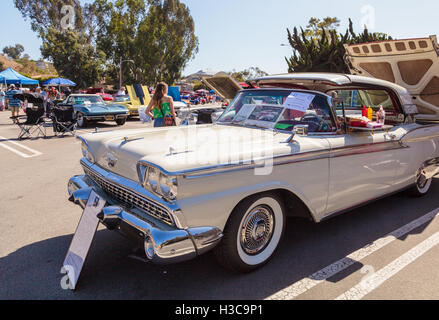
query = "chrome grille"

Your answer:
(83, 166), (174, 226)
